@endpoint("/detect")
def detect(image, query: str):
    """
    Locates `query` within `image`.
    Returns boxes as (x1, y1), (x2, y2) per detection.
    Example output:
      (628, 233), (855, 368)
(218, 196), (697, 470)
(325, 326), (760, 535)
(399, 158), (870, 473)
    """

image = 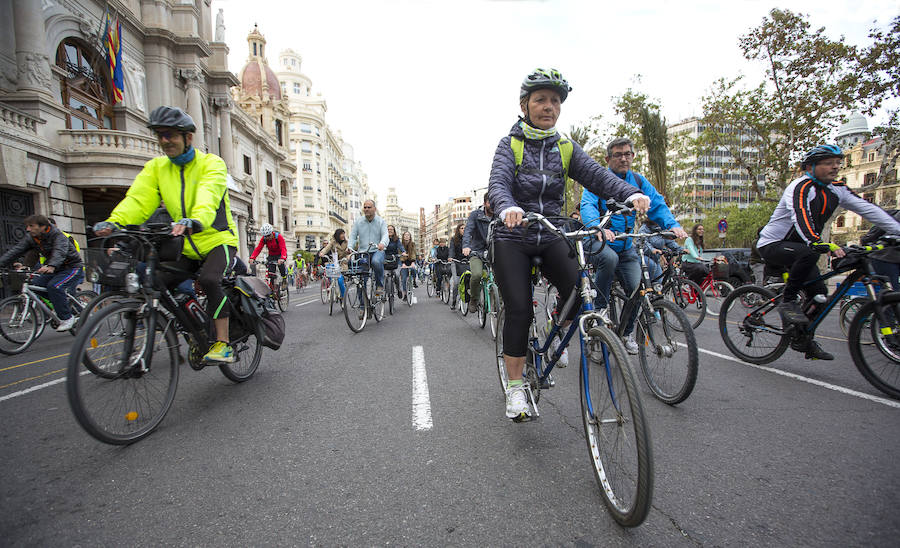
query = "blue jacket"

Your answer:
(488, 122), (638, 246)
(581, 170), (679, 252)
